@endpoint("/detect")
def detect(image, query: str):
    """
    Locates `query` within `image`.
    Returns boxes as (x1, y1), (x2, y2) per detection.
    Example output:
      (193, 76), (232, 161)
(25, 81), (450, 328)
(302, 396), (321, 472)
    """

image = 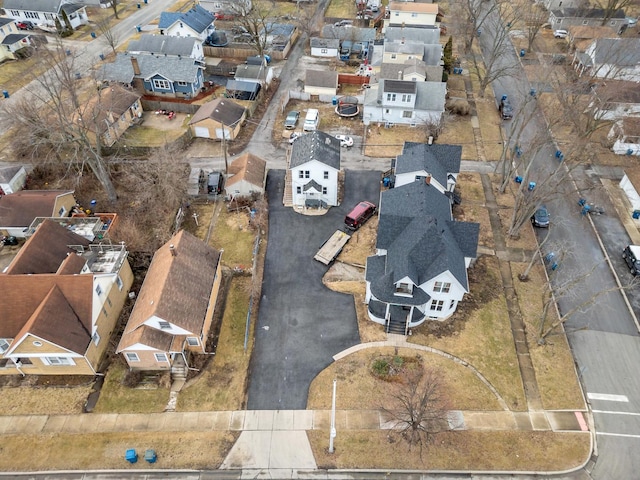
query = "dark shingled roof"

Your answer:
(158, 5), (214, 33)
(395, 143), (462, 188)
(290, 131), (341, 170)
(189, 97), (246, 126)
(303, 179), (323, 192)
(127, 34), (198, 57)
(0, 190), (74, 228)
(383, 80), (417, 95)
